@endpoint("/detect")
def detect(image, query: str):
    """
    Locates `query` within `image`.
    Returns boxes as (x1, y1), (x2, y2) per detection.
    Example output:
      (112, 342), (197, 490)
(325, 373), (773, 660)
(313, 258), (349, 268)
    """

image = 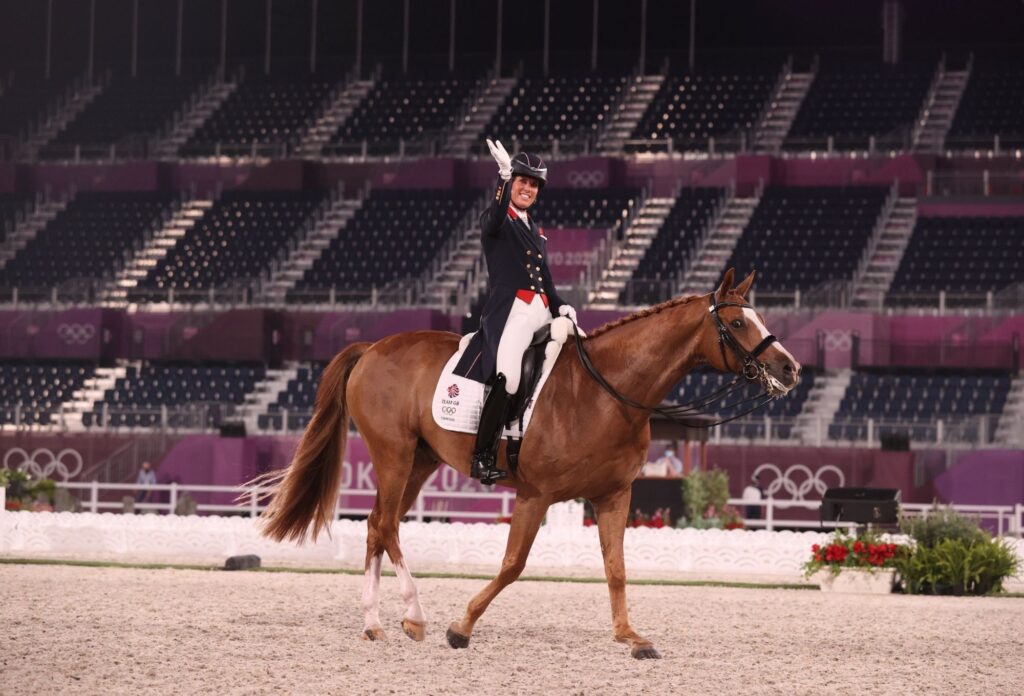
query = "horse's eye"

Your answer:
(731, 319), (744, 329)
